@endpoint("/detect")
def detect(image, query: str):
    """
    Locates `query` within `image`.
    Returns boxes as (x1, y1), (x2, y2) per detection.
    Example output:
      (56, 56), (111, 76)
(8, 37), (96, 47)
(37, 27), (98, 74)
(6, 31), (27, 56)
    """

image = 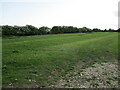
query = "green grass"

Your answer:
(2, 32), (118, 88)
